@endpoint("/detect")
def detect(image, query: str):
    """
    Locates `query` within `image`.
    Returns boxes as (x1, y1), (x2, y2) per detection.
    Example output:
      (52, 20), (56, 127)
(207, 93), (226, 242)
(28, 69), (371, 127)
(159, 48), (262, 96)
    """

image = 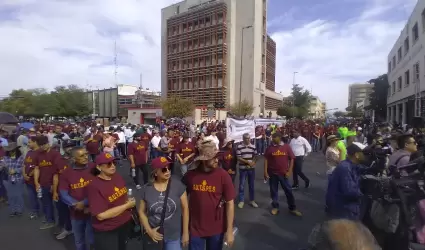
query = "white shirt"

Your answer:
(289, 136), (312, 156)
(151, 135), (161, 148)
(125, 129), (135, 143)
(116, 132), (126, 143)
